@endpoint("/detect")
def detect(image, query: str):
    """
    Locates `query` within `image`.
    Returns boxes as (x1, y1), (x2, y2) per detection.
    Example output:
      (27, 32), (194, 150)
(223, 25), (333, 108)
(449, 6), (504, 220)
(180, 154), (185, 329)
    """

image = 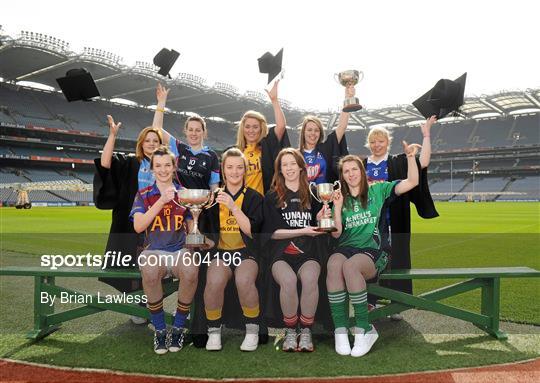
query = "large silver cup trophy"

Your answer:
(175, 189), (218, 249)
(309, 181), (341, 232)
(334, 70), (364, 112)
